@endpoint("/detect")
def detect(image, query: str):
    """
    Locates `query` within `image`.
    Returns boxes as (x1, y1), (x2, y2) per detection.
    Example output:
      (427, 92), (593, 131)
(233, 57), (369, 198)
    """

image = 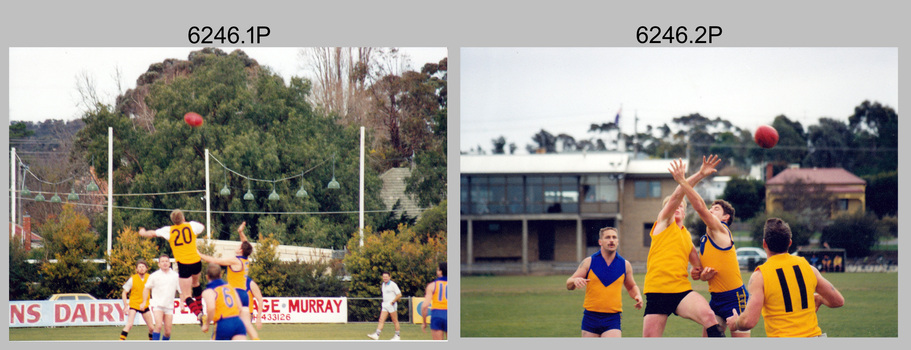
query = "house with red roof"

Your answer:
(765, 167), (866, 218)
